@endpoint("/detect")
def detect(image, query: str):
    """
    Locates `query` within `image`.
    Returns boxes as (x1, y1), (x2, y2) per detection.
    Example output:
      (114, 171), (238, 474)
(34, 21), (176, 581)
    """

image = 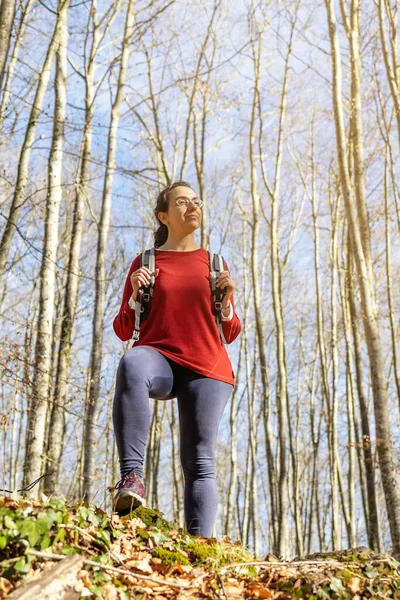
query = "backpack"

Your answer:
(130, 248), (228, 345)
